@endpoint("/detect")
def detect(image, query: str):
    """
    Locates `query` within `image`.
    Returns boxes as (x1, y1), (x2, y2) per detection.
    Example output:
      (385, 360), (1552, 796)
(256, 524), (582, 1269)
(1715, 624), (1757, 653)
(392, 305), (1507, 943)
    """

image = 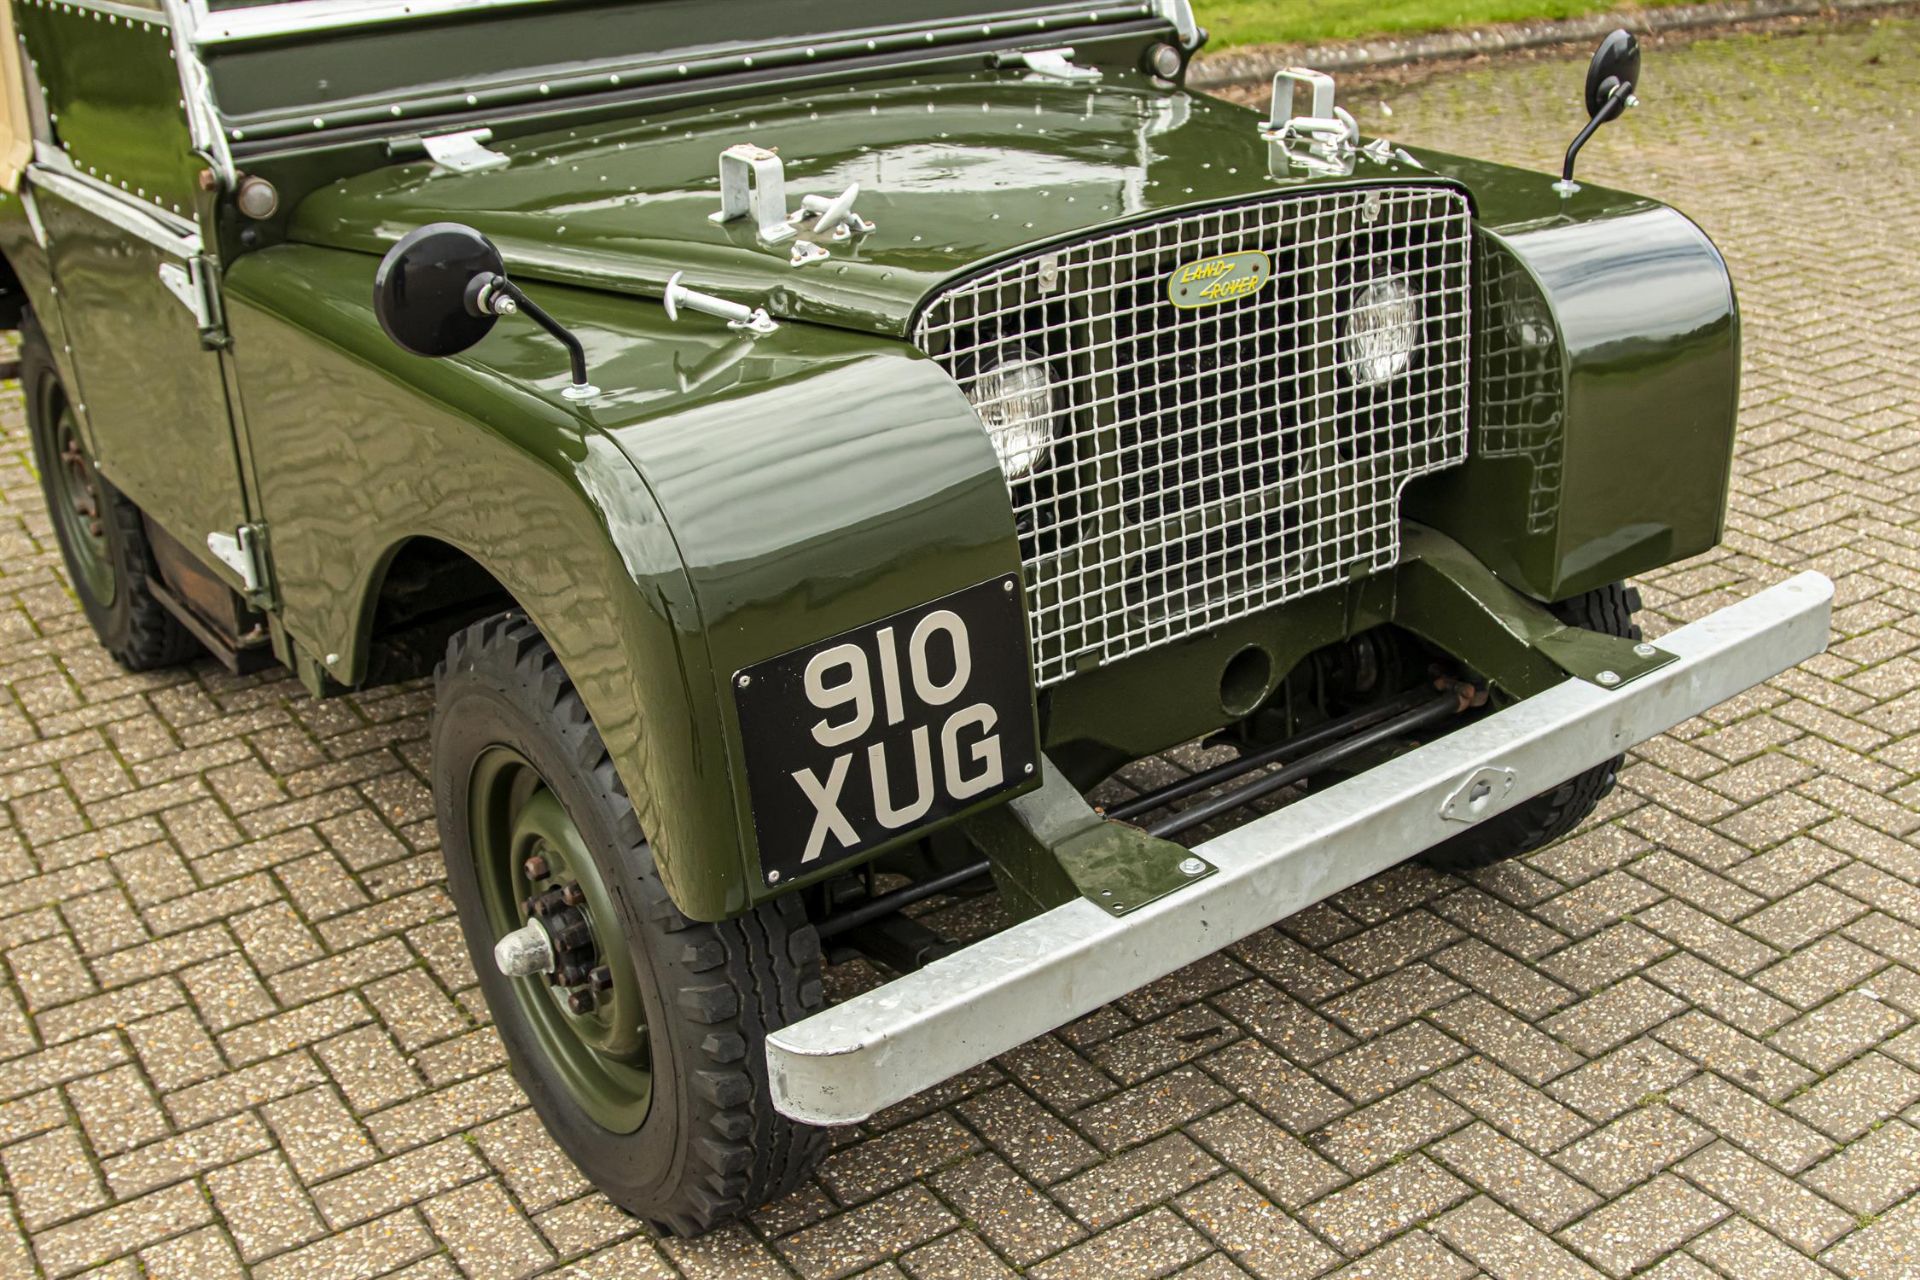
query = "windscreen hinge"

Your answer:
(1002, 48), (1101, 82)
(389, 128), (511, 173)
